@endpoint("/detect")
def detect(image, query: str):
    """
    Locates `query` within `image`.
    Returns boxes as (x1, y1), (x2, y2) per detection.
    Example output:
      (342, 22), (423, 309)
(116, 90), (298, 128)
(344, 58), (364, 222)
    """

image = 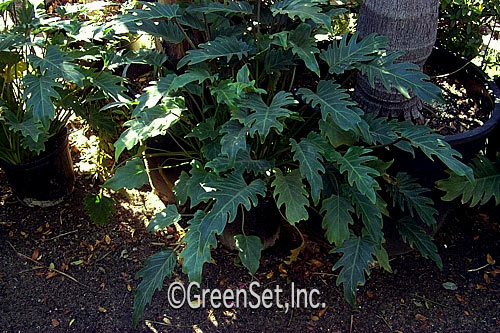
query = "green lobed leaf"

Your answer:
(242, 91), (296, 141)
(23, 73), (61, 125)
(186, 118), (218, 141)
(132, 249), (177, 327)
(271, 0), (332, 33)
(147, 205), (181, 233)
(134, 75), (176, 116)
(436, 155), (500, 207)
(179, 210), (216, 283)
(6, 116), (45, 143)
(397, 125), (474, 182)
(387, 172), (437, 226)
(289, 23), (320, 76)
(177, 36), (252, 68)
(220, 120), (248, 163)
(234, 234), (263, 275)
(330, 147), (380, 203)
(206, 149), (272, 175)
(332, 236), (376, 305)
(187, 1), (253, 14)
(198, 172), (266, 253)
(349, 188), (384, 244)
(290, 137), (325, 205)
(114, 104), (183, 160)
(103, 158), (149, 191)
(320, 32), (387, 75)
(297, 80), (363, 132)
(359, 52), (443, 104)
(396, 218), (442, 269)
(320, 194), (354, 246)
(90, 71), (129, 103)
(170, 68), (216, 92)
(272, 169), (309, 225)
(29, 45), (85, 86)
(84, 194), (115, 226)
(173, 161), (217, 208)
